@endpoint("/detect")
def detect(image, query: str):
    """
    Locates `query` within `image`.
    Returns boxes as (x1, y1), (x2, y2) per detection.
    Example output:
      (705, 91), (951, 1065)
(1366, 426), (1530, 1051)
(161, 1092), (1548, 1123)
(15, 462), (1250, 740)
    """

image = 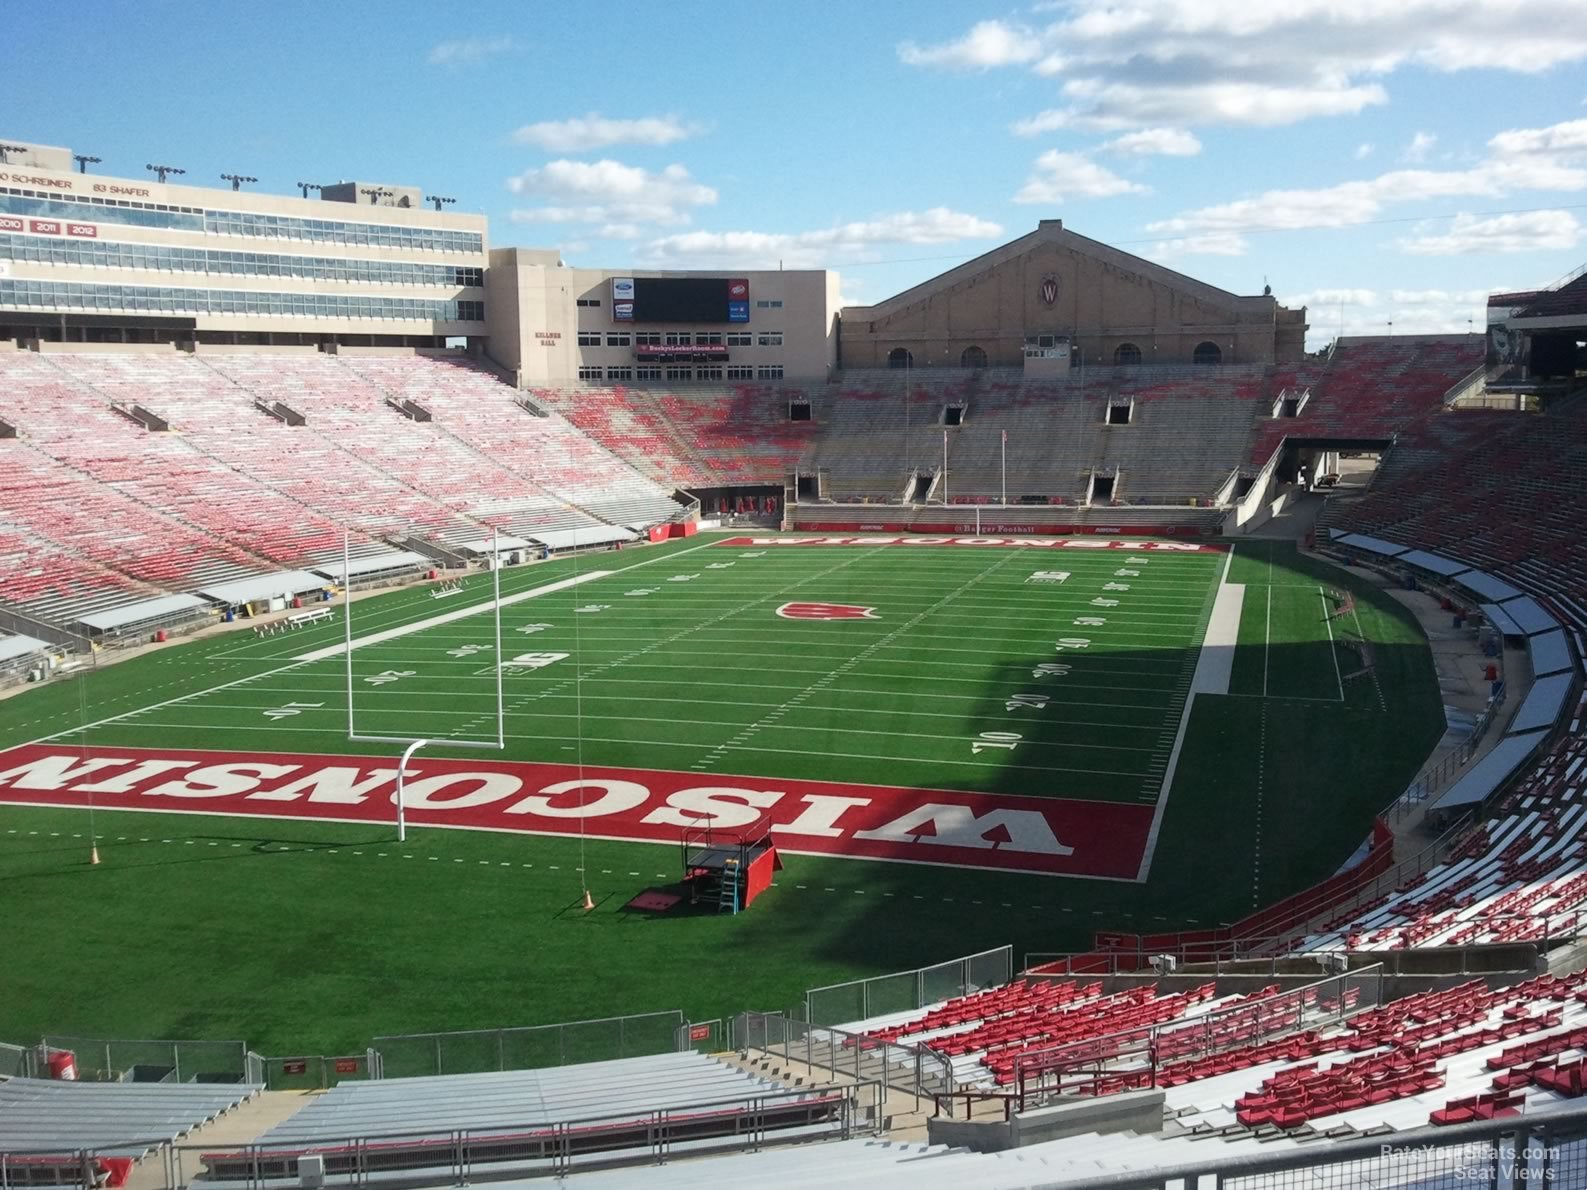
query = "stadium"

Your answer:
(2, 119), (1587, 1190)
